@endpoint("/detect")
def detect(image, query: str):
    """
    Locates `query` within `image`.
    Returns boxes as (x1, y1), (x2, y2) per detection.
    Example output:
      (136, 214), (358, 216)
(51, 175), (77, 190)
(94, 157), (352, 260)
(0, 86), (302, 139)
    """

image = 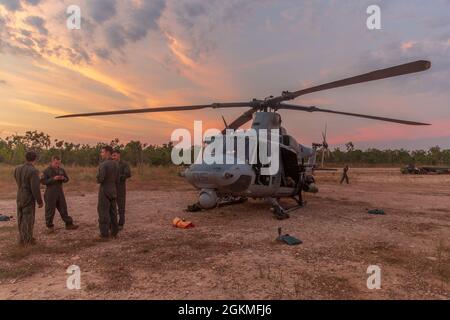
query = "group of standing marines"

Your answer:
(13, 146), (131, 245)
